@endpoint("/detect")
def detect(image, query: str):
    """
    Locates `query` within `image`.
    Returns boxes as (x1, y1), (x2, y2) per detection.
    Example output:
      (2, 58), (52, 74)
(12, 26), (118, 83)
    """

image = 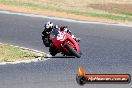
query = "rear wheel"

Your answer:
(64, 44), (81, 58)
